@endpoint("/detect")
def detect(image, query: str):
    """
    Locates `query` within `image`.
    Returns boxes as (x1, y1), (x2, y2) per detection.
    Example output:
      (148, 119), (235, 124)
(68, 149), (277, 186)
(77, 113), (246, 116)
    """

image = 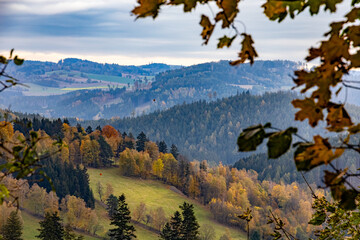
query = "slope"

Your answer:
(87, 168), (245, 240)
